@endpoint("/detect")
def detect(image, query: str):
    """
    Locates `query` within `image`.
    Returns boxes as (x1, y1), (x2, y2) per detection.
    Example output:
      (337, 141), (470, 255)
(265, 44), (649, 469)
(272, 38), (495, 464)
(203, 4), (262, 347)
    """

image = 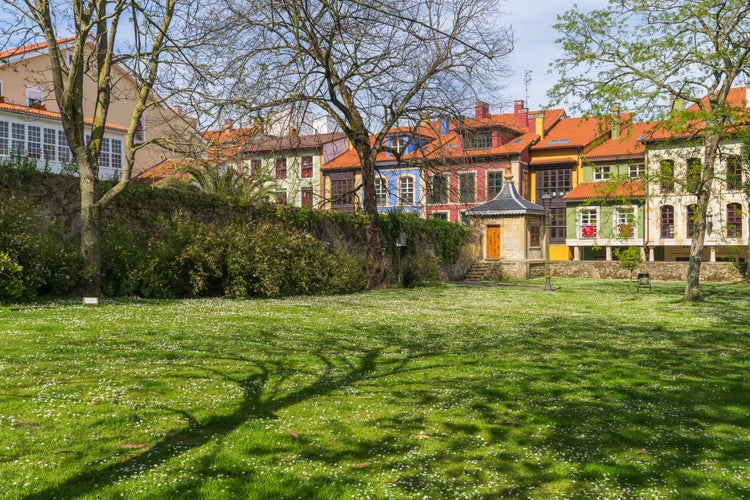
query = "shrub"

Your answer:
(0, 196), (79, 298)
(0, 251), (25, 300)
